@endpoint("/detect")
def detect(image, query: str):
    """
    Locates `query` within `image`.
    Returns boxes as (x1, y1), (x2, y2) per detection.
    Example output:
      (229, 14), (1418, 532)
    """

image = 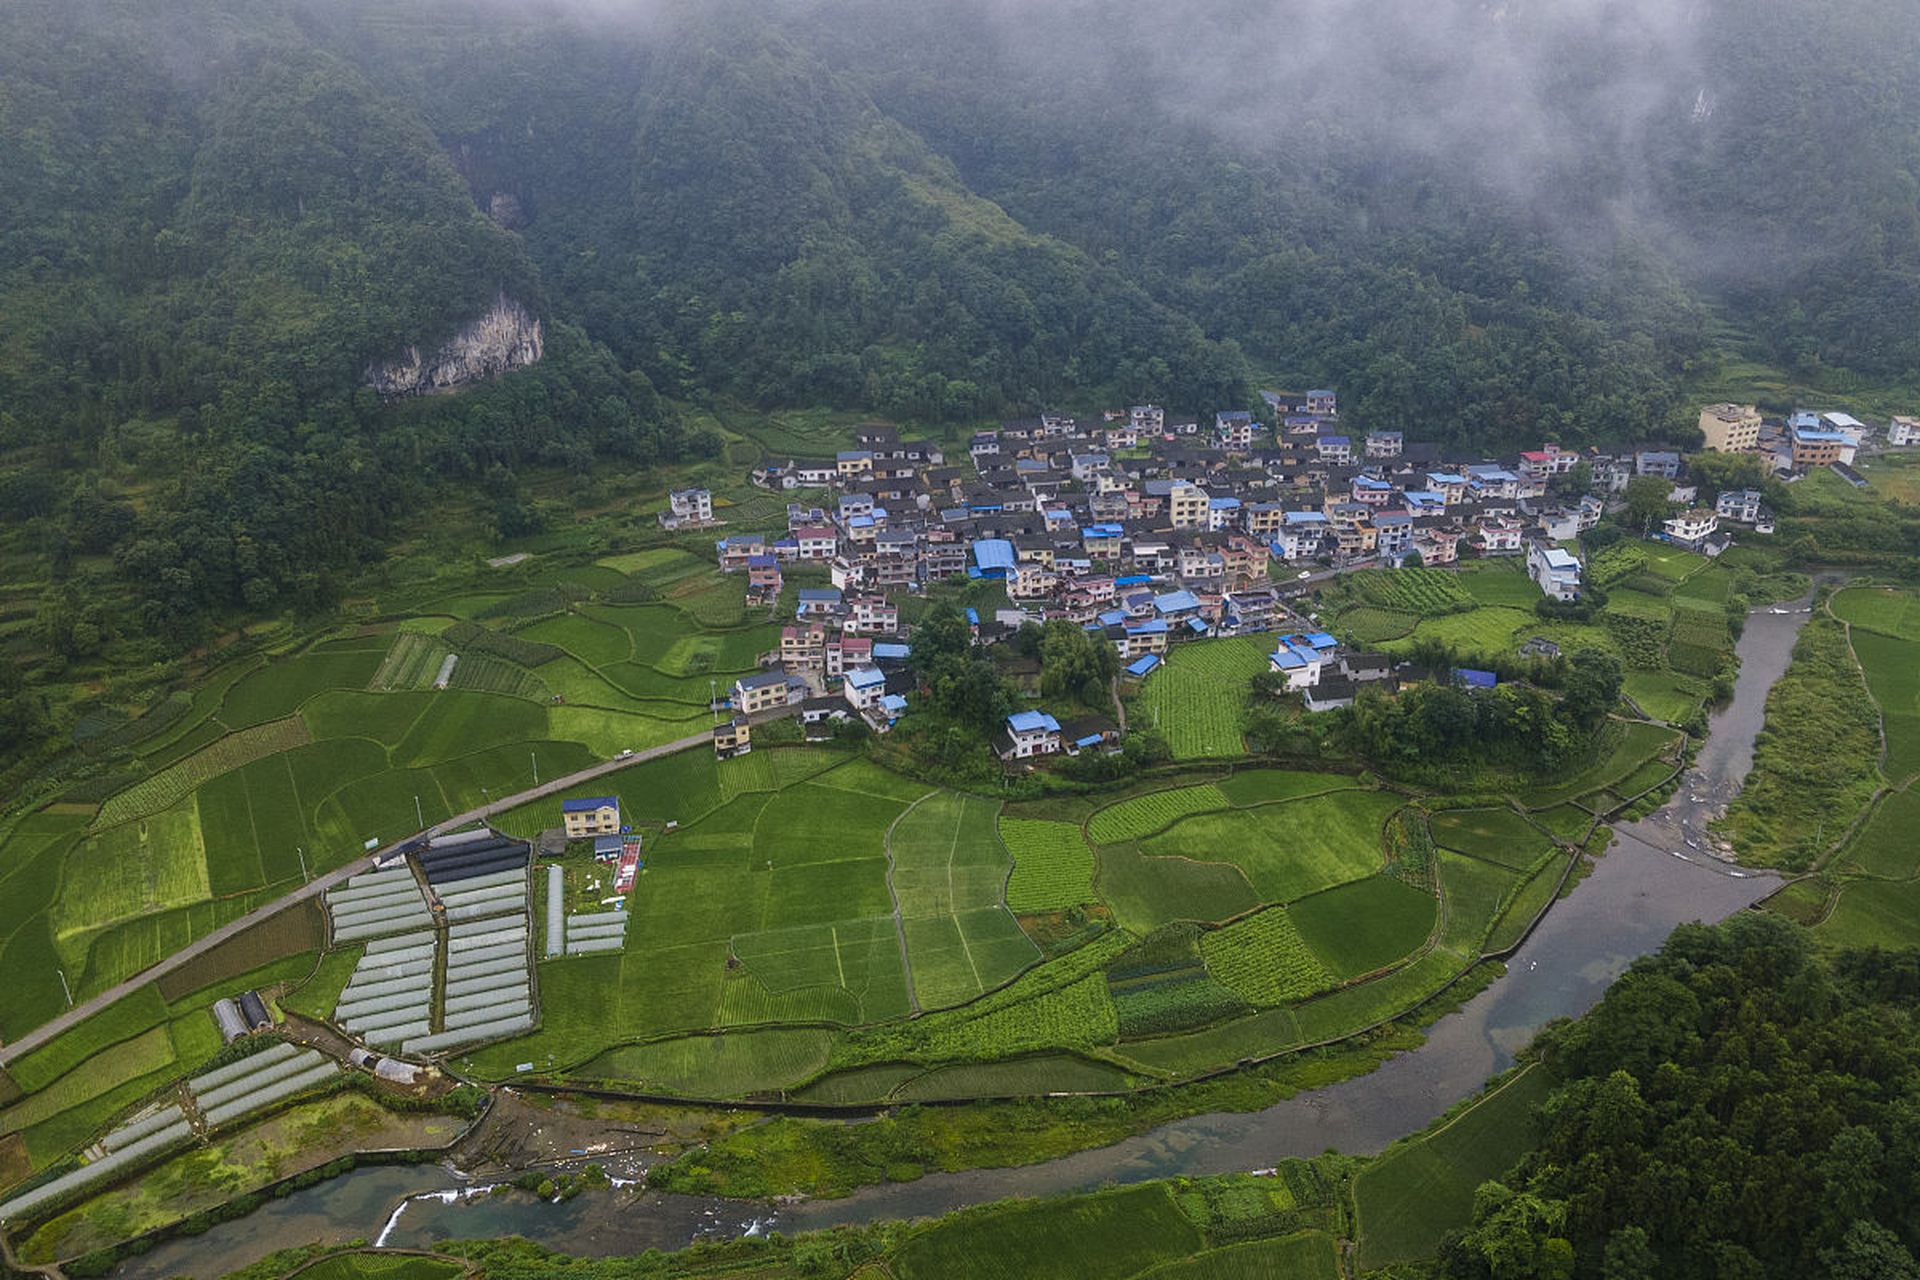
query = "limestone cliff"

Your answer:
(365, 295), (543, 396)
